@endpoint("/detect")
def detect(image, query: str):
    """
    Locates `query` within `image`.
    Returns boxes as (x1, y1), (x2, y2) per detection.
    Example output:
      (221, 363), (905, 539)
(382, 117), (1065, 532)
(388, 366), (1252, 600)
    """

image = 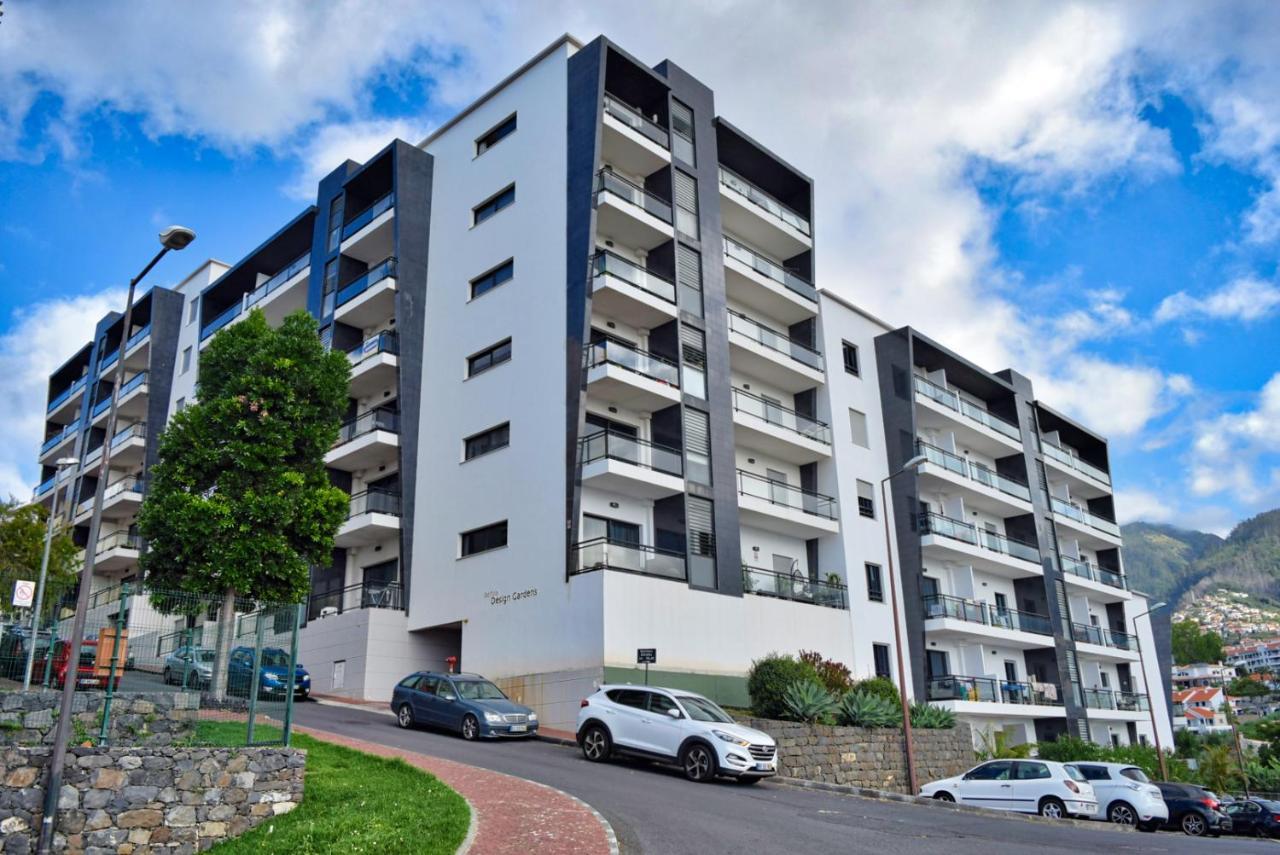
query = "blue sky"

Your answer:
(1, 2), (1279, 536)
